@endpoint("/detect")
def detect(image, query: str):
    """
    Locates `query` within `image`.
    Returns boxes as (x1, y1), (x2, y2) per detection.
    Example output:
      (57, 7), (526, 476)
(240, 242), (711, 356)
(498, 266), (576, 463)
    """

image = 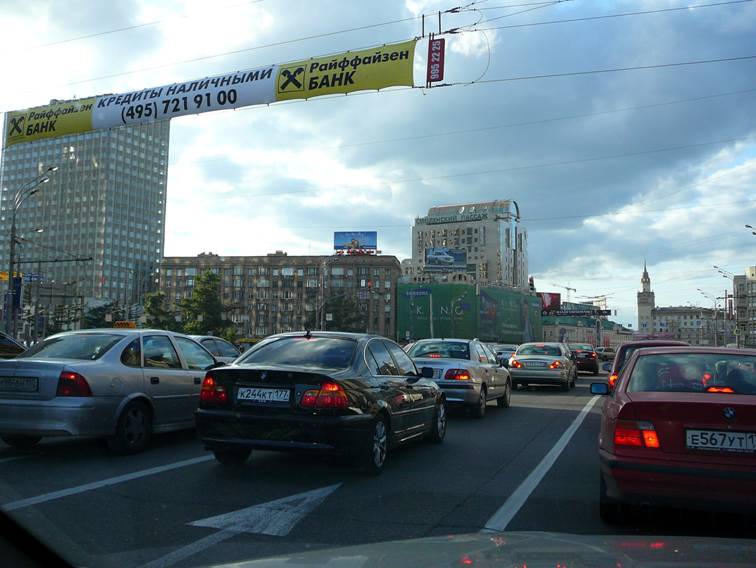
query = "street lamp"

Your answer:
(5, 167), (57, 336)
(746, 224), (756, 236)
